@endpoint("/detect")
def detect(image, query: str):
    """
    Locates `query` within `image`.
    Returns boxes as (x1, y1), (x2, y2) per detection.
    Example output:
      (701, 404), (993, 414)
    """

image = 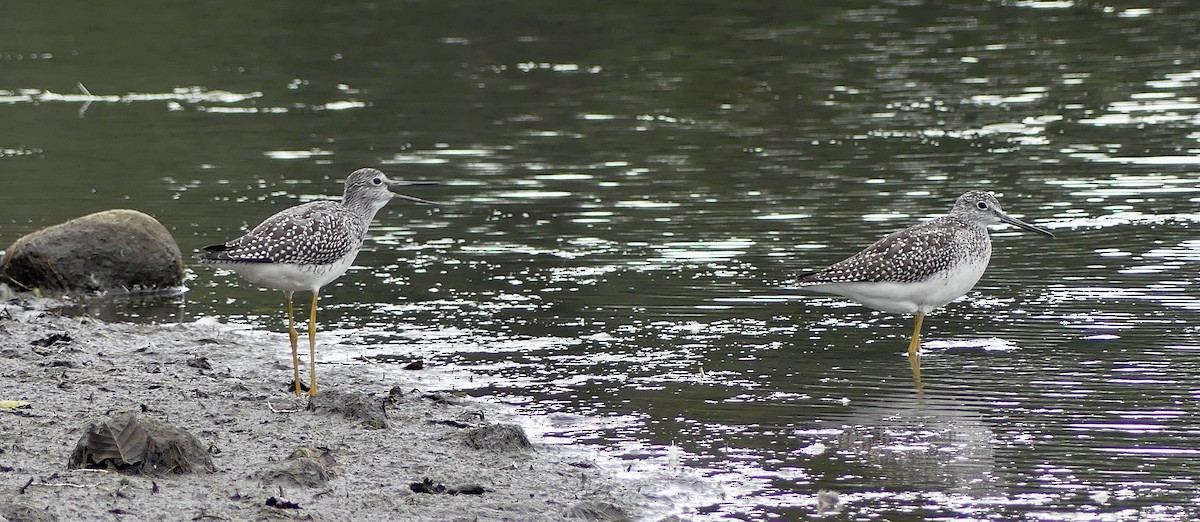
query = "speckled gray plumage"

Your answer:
(197, 168), (398, 267)
(799, 216), (990, 284)
(199, 201), (367, 265)
(799, 191), (1002, 285)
